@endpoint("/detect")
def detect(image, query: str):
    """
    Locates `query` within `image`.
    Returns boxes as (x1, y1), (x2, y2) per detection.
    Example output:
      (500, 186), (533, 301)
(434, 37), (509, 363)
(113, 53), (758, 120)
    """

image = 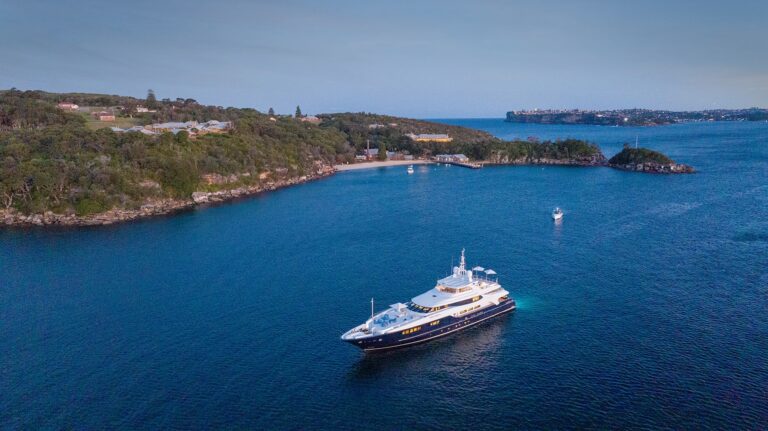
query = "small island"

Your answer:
(0, 89), (695, 227)
(608, 145), (695, 174)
